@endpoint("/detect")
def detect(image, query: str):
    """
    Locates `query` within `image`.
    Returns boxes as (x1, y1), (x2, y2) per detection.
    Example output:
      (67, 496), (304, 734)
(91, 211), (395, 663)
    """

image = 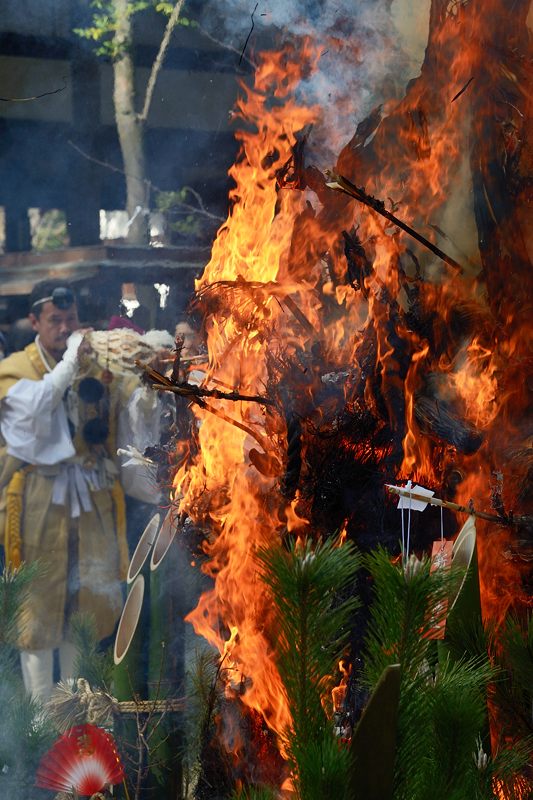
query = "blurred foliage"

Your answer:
(31, 209), (69, 252)
(0, 564), (56, 799)
(74, 0), (196, 59)
(70, 611), (115, 691)
(156, 188), (205, 239)
(0, 562), (40, 649)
